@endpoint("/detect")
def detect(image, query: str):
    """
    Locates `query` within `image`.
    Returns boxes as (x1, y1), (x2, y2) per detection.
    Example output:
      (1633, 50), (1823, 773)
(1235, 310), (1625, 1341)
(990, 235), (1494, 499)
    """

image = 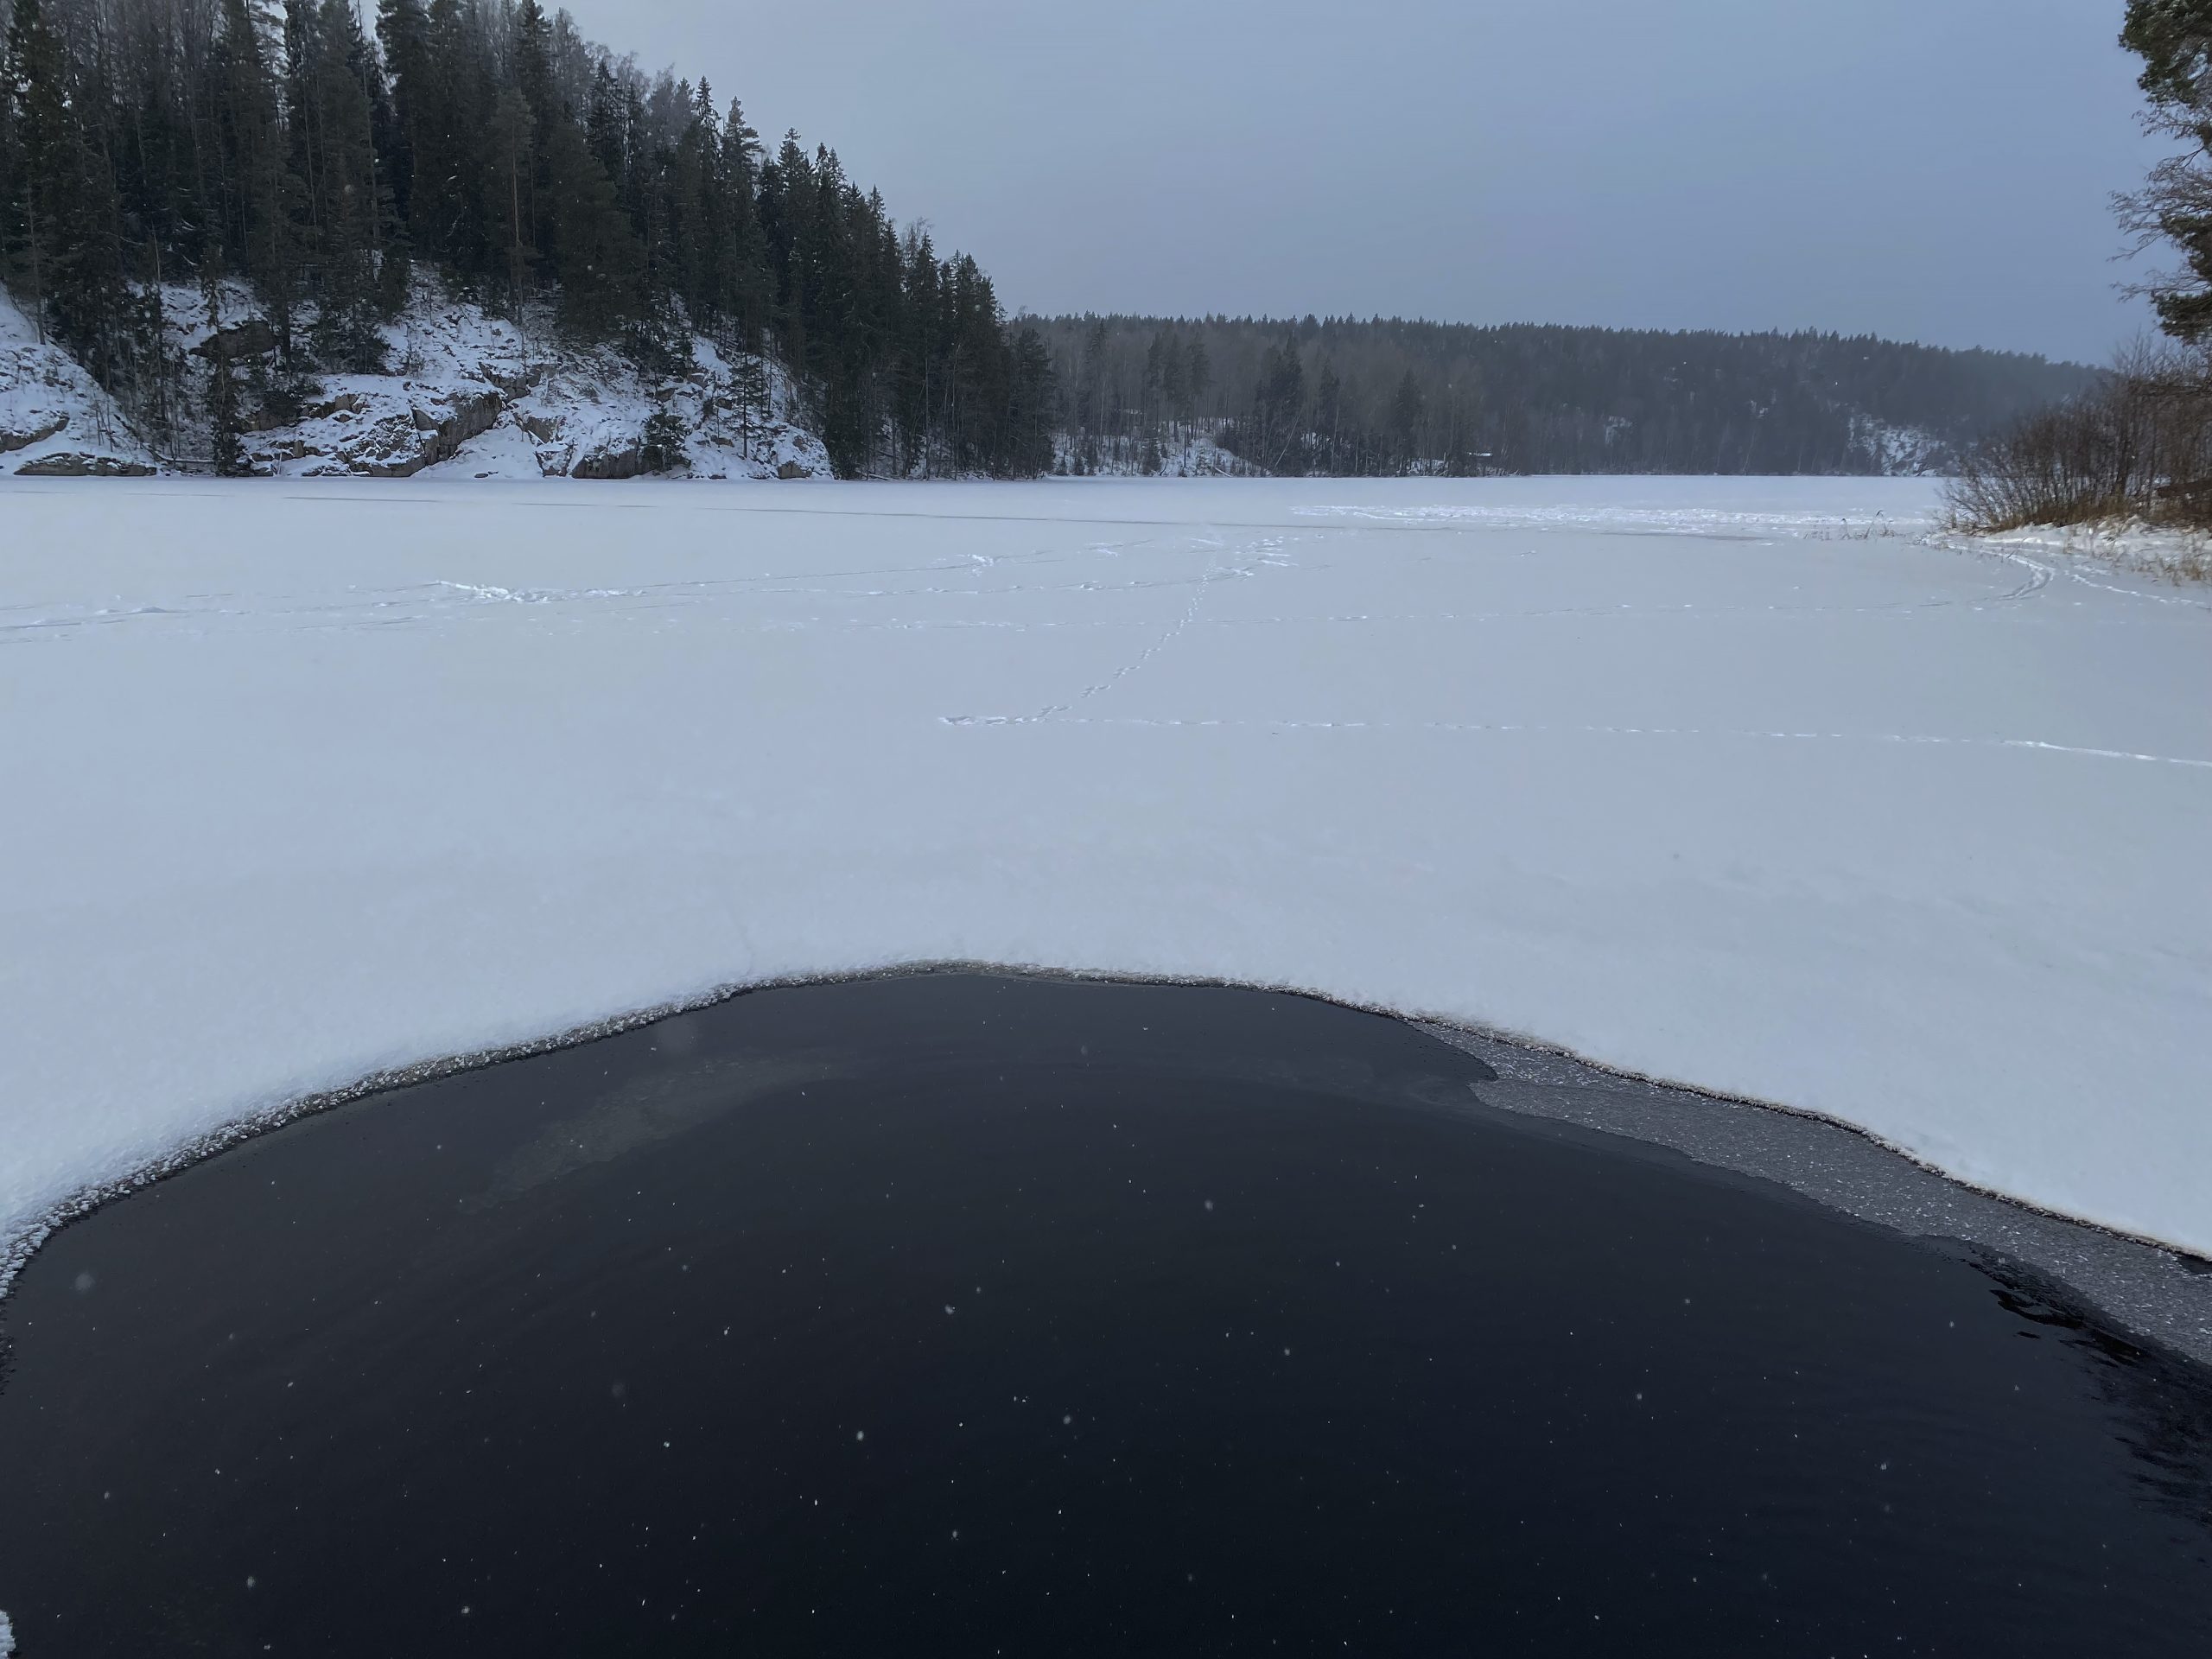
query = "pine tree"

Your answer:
(542, 112), (640, 339)
(1005, 325), (1057, 475)
(3, 0), (129, 376)
(2120, 2), (2212, 341)
(1077, 319), (1109, 436)
(296, 0), (389, 369)
(760, 131), (815, 379)
(374, 0), (429, 226)
(1255, 335), (1305, 468)
(1, 0), (1064, 475)
(1186, 336), (1212, 417)
(406, 0), (481, 272)
(203, 253), (247, 475)
(482, 86), (534, 320)
(1316, 359), (1344, 462)
(733, 349), (769, 460)
(212, 0), (298, 356)
(1390, 370), (1426, 471)
(720, 96), (769, 347)
(0, 0), (35, 329)
(1160, 333), (1188, 437)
